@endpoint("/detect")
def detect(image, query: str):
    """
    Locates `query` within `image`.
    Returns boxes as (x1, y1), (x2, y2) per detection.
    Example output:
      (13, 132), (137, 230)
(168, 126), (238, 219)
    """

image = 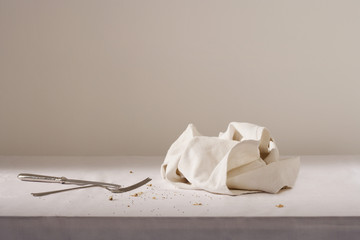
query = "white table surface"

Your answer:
(1, 155), (360, 217)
